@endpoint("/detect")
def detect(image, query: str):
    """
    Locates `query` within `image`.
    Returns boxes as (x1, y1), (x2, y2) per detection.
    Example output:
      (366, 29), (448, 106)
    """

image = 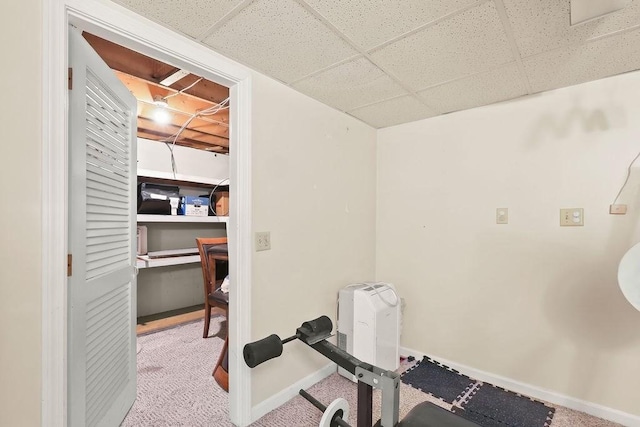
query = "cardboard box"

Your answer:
(179, 196), (209, 216)
(214, 192), (229, 216)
